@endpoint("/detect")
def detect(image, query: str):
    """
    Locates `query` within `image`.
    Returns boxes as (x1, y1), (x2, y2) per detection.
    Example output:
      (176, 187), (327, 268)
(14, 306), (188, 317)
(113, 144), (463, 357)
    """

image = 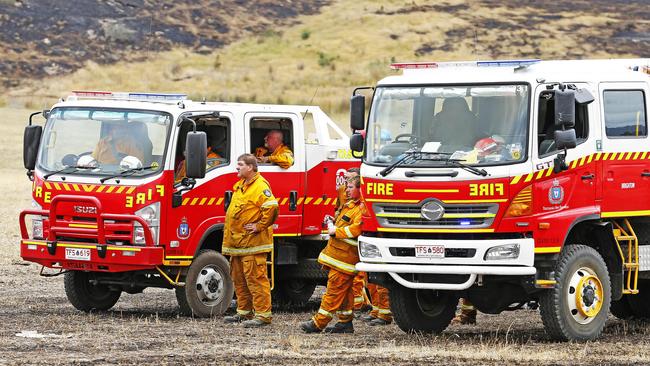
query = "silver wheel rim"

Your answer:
(195, 265), (225, 306)
(566, 266), (603, 325)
